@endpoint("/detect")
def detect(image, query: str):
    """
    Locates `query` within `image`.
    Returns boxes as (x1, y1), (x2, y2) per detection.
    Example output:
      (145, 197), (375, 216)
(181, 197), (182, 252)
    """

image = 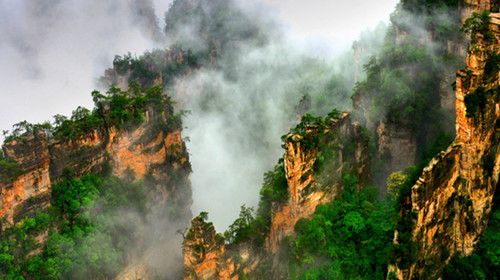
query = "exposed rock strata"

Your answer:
(182, 112), (371, 279)
(389, 12), (500, 280)
(1, 106), (192, 227)
(183, 217), (237, 279)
